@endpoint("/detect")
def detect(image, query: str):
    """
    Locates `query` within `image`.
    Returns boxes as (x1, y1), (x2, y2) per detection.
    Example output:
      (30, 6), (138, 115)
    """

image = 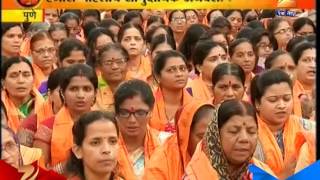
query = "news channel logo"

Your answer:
(277, 0), (296, 8)
(16, 0), (41, 8)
